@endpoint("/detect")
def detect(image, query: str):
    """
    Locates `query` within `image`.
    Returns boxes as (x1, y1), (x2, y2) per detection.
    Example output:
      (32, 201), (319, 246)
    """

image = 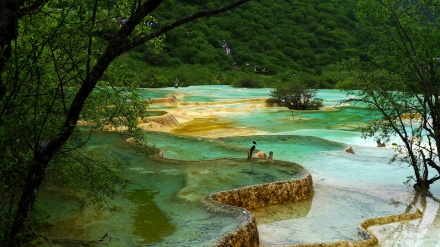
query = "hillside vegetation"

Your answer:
(107, 0), (363, 88)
